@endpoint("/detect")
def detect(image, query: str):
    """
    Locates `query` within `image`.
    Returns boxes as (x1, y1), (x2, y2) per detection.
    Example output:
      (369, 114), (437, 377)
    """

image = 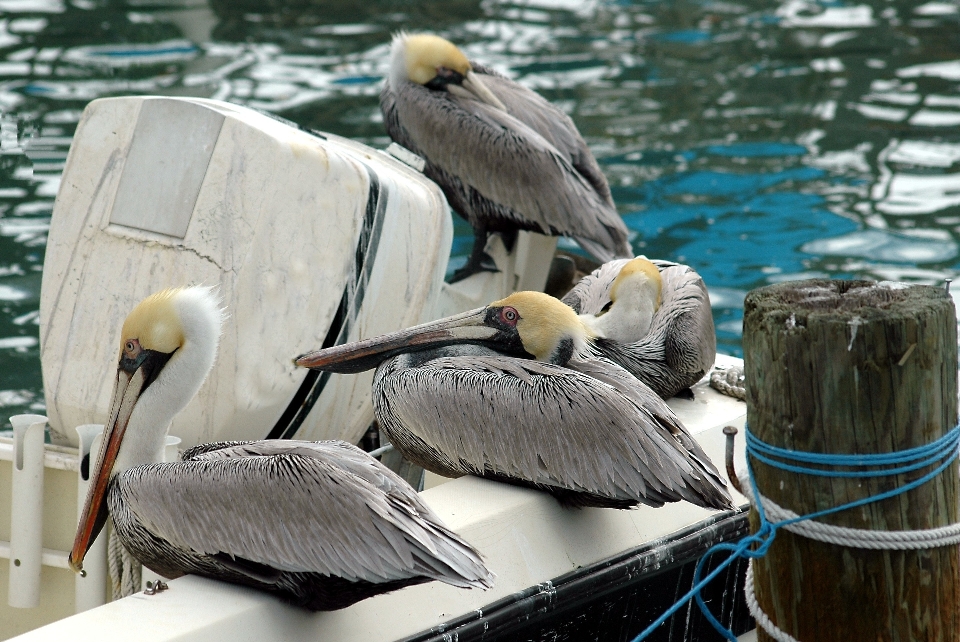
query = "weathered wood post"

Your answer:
(742, 279), (959, 641)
